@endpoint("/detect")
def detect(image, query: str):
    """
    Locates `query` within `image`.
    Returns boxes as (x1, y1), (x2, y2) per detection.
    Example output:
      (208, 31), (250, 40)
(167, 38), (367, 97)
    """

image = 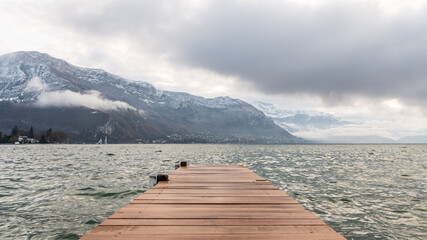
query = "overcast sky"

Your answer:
(1, 0), (426, 139)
